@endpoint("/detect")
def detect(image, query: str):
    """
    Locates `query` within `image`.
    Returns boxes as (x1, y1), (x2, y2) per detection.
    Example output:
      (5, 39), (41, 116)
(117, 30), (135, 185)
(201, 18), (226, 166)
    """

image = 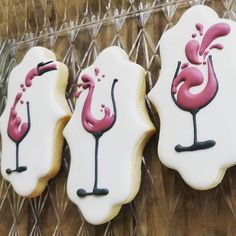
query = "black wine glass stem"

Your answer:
(93, 135), (100, 191)
(192, 110), (199, 144)
(15, 142), (19, 169)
